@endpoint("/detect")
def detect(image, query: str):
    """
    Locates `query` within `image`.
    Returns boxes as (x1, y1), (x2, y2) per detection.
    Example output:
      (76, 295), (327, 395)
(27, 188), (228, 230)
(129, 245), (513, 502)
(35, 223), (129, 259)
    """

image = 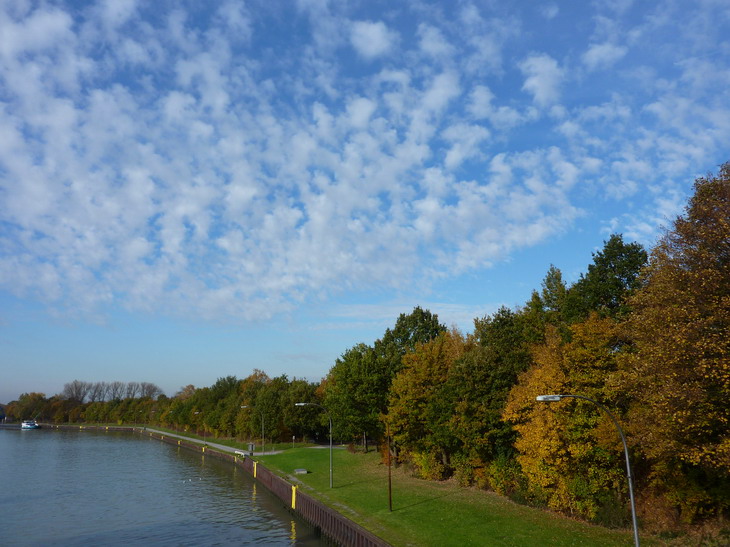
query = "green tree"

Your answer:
(6, 392), (48, 421)
(565, 234), (647, 322)
(281, 377), (319, 441)
(254, 375), (290, 443)
(323, 343), (383, 444)
(386, 329), (470, 479)
(321, 307), (446, 447)
(374, 306), (447, 380)
(450, 307), (533, 465)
